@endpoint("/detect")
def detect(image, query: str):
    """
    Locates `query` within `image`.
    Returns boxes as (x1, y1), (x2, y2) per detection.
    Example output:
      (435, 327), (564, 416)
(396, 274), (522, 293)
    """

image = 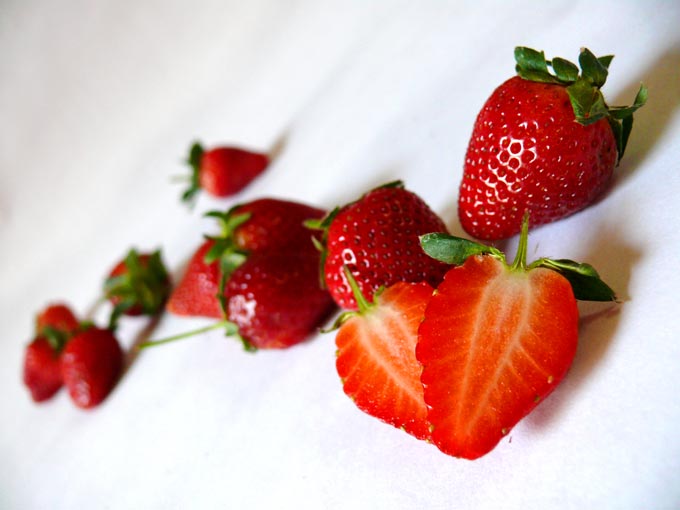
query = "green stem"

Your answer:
(138, 321), (229, 349)
(510, 212), (530, 271)
(343, 265), (372, 313)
